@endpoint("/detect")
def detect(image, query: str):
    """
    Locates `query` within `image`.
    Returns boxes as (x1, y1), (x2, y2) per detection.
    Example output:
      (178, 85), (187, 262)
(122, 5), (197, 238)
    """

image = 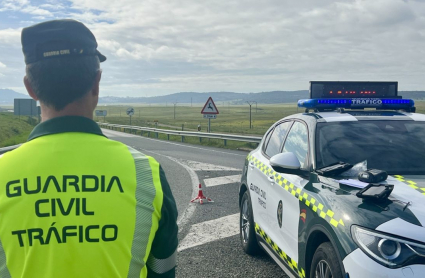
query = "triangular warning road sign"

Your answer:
(201, 97), (219, 114)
